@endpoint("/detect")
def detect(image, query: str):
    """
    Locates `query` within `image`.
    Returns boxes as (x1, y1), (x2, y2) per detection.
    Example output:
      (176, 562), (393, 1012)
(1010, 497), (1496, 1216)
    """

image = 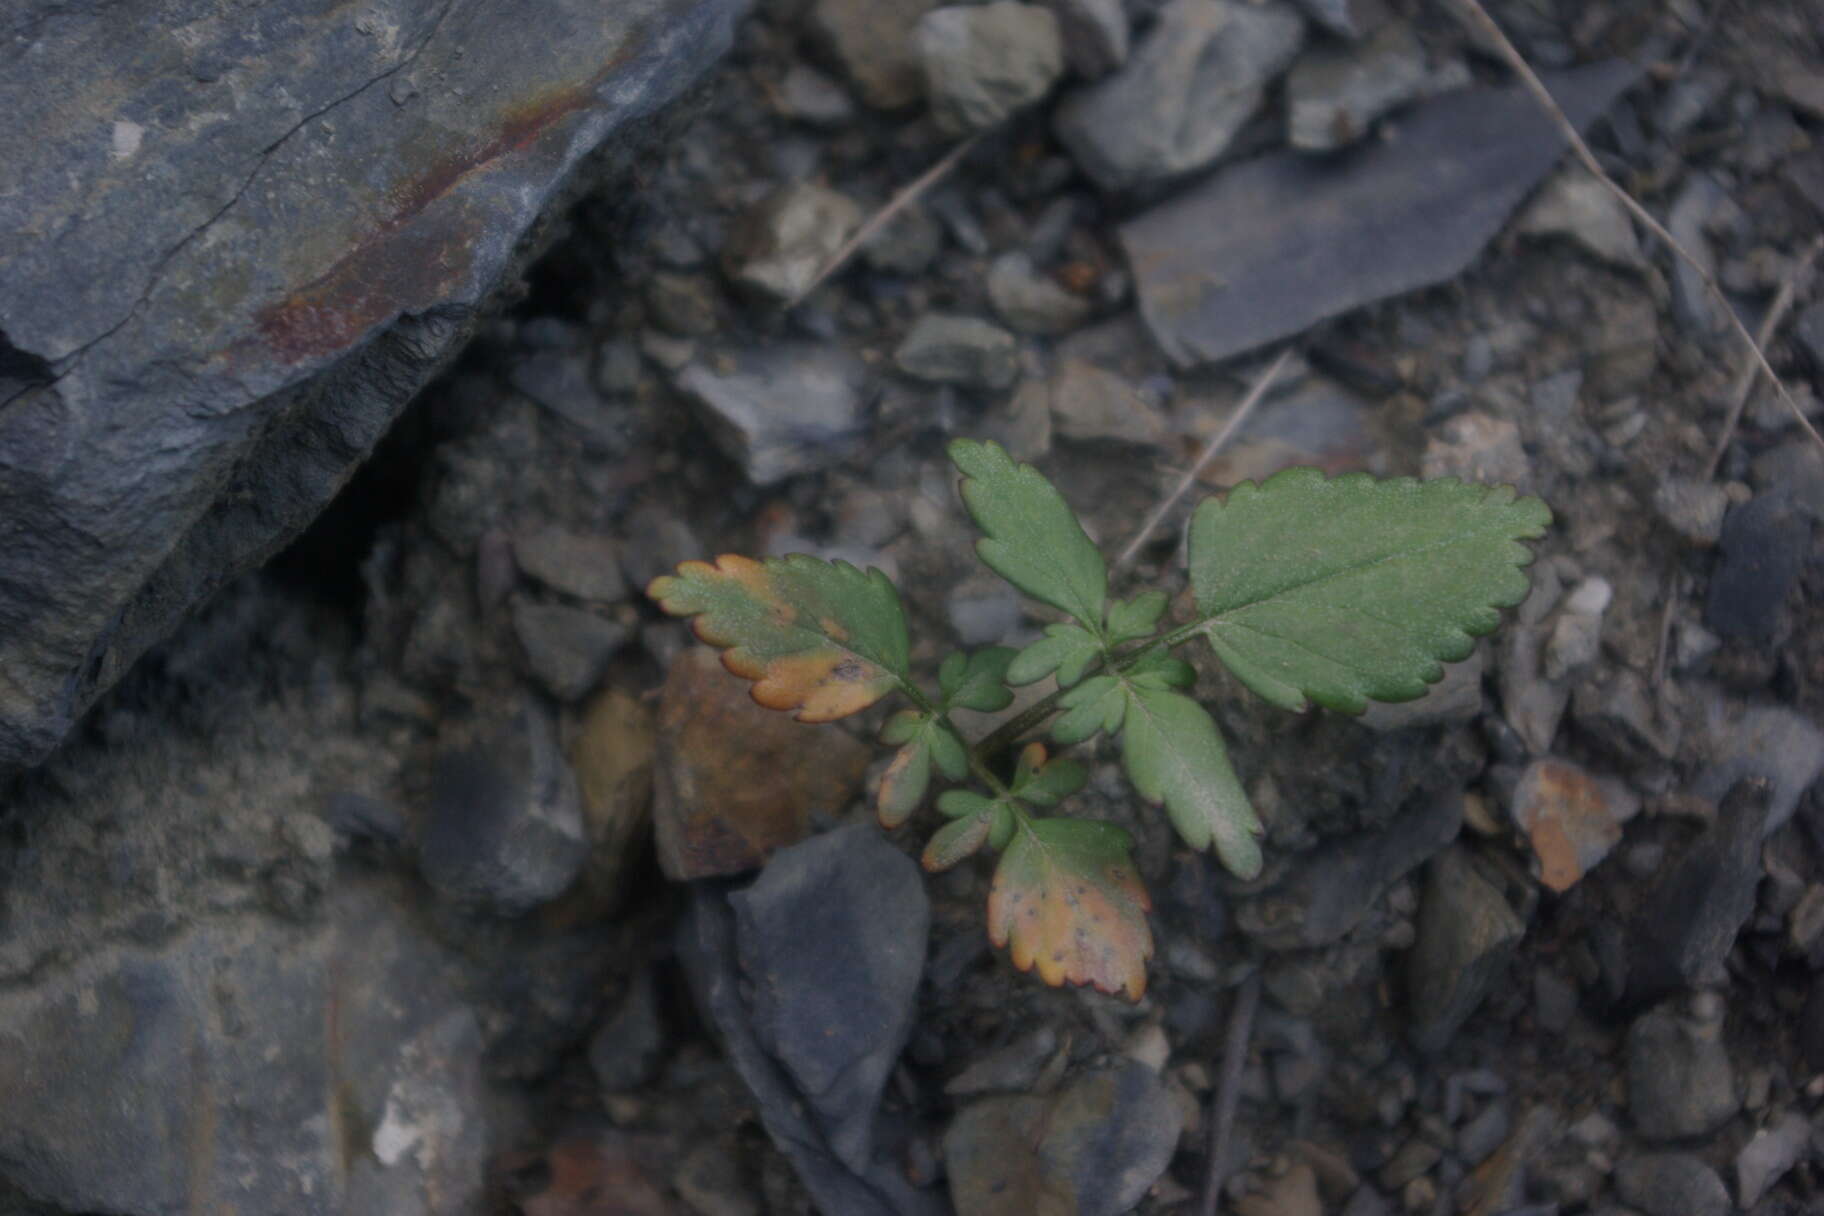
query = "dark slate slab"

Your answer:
(1119, 60), (1642, 367)
(0, 0), (743, 779)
